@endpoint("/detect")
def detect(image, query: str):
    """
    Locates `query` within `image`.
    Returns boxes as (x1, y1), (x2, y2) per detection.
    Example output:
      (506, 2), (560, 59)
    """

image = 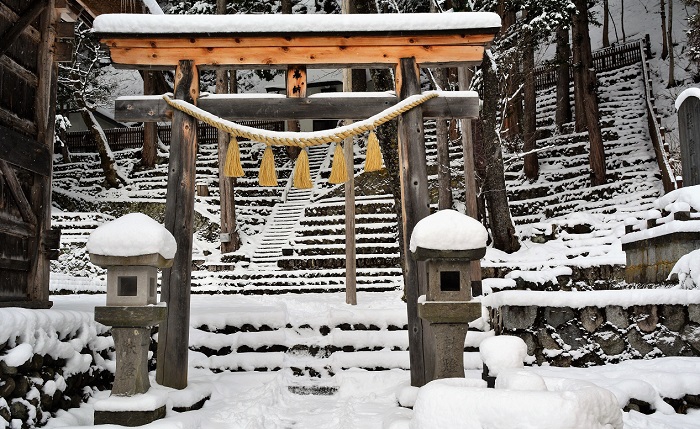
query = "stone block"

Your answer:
(544, 307), (575, 328)
(593, 328), (626, 356)
(653, 329), (684, 356)
(628, 329), (654, 357)
(632, 305), (659, 333)
(430, 323), (470, 380)
(559, 324), (586, 350)
(605, 305), (630, 329)
(111, 327), (152, 396)
(94, 306), (167, 328)
(682, 324), (700, 353)
(501, 306), (538, 331)
(94, 406), (166, 427)
(689, 305), (700, 324)
(581, 306), (604, 333)
(418, 302), (481, 324)
(660, 305), (686, 332)
(536, 328), (561, 350)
